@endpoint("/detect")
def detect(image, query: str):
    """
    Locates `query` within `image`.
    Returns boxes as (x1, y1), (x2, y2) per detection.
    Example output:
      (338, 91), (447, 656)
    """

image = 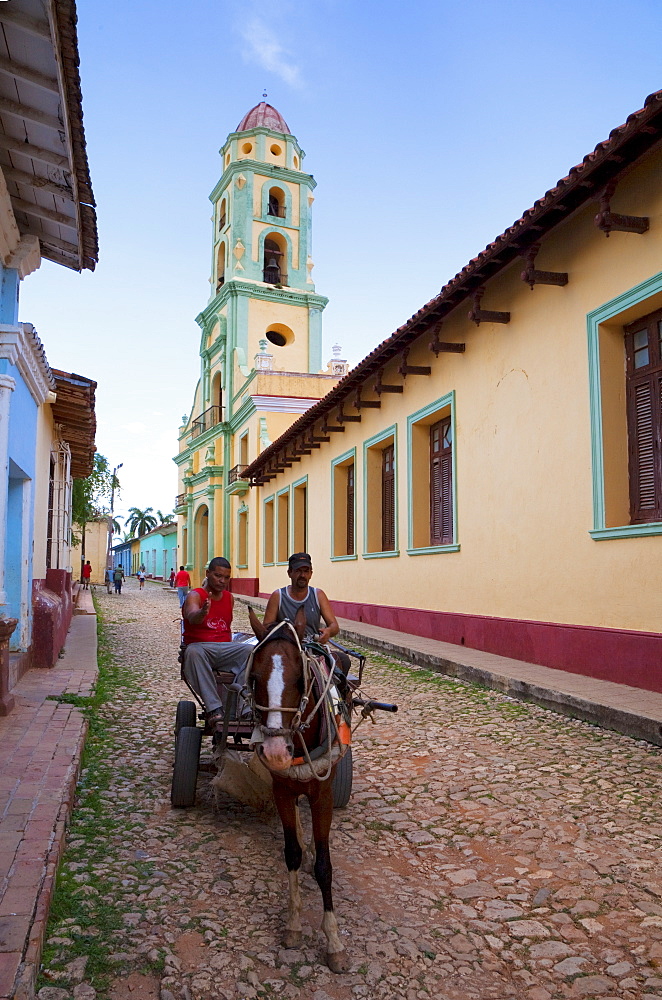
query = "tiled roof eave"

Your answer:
(243, 89), (662, 480)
